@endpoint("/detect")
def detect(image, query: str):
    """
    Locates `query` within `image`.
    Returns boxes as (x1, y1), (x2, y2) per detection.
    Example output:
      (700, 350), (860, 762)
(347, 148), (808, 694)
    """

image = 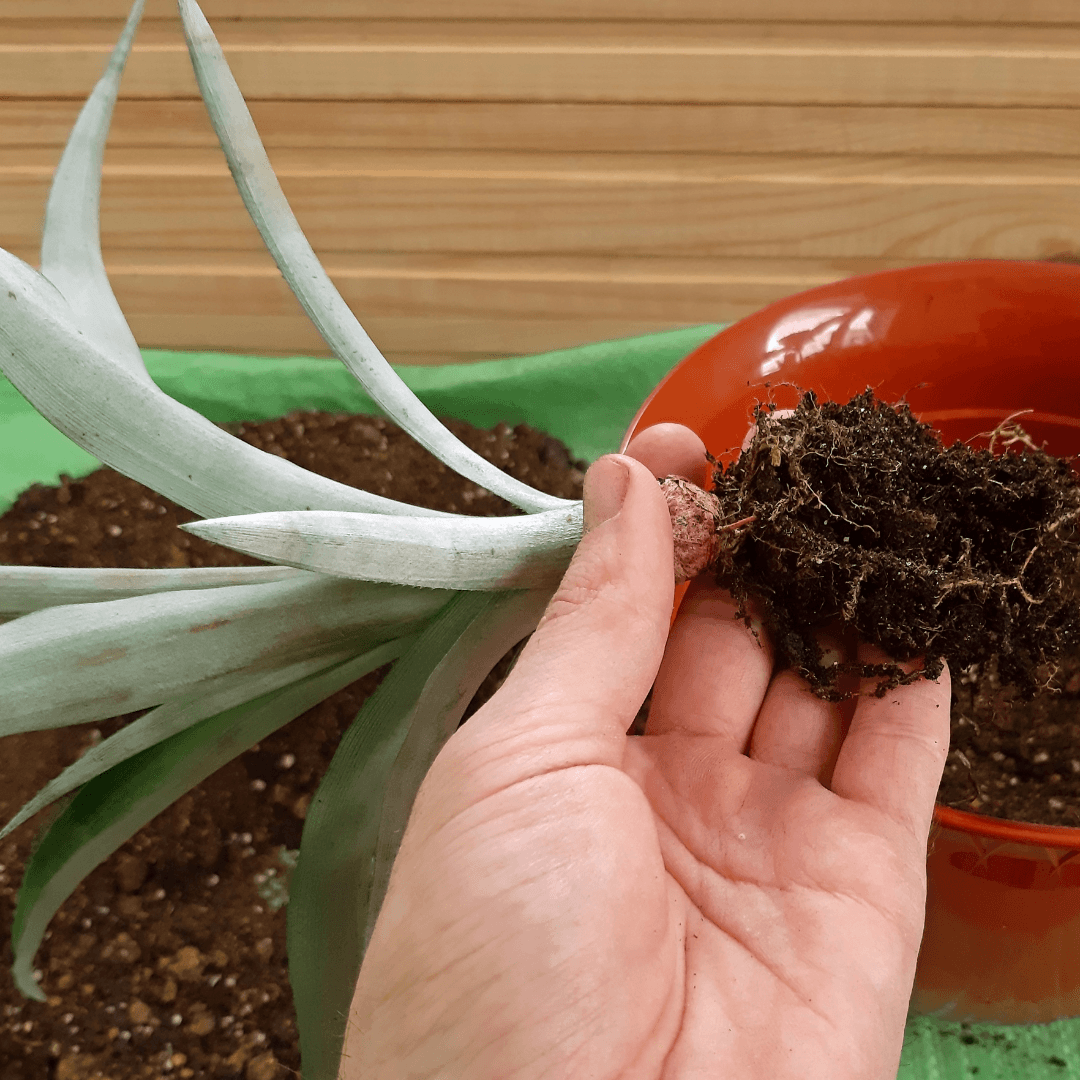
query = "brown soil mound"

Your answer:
(0, 411), (585, 1080)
